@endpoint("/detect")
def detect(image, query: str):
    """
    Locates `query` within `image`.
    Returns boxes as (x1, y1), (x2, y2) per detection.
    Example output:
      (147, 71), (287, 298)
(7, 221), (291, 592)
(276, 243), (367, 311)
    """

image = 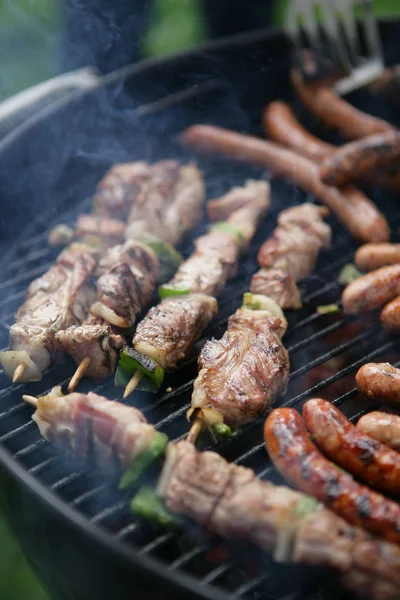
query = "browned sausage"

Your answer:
(319, 131), (400, 187)
(263, 101), (333, 162)
(381, 296), (400, 331)
(342, 265), (400, 314)
(357, 412), (400, 452)
(264, 407), (400, 544)
(356, 362), (400, 407)
(303, 398), (400, 496)
(355, 243), (400, 272)
(264, 102), (400, 192)
(292, 70), (395, 140)
(182, 125), (390, 244)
